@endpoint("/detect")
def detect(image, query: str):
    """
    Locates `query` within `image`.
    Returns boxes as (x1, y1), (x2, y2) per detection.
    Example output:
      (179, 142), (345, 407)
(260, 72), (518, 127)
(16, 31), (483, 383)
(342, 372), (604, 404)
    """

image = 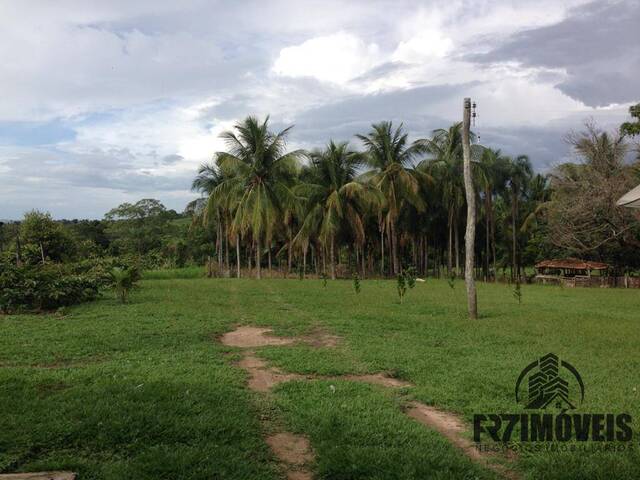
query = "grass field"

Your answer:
(1, 276), (639, 479)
